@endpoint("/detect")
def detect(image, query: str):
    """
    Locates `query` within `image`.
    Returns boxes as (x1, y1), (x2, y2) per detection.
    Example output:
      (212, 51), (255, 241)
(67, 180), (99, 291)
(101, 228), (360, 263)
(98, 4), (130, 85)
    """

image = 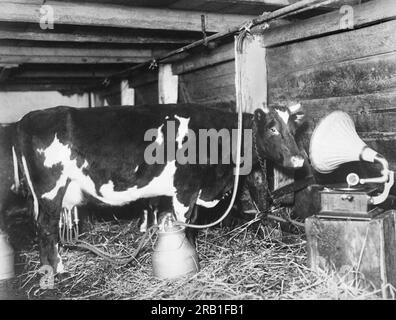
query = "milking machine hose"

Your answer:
(173, 30), (248, 230)
(62, 225), (158, 266)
